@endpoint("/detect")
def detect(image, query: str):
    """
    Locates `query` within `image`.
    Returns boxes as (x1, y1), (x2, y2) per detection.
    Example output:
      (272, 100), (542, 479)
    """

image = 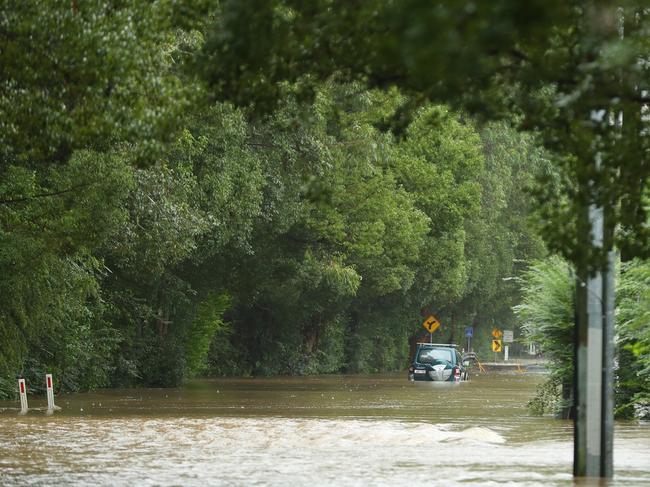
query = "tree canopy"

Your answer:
(201, 1), (650, 268)
(1, 0), (647, 411)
